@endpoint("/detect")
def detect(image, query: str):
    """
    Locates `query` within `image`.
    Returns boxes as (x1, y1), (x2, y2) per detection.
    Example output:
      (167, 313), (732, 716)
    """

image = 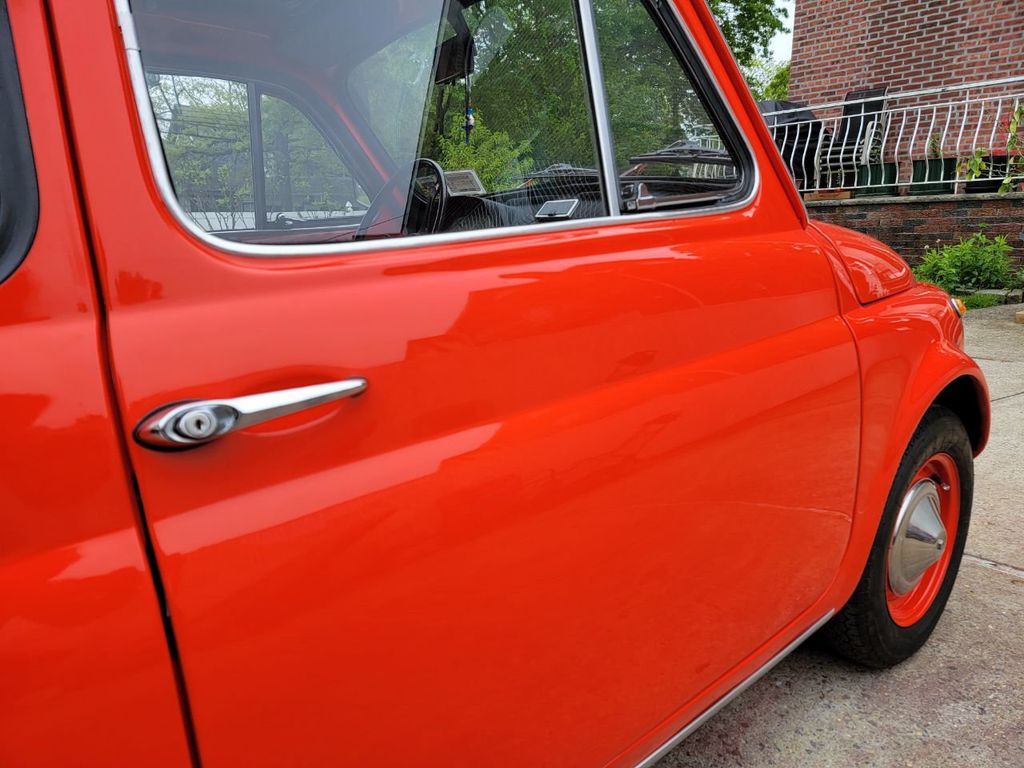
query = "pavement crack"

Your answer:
(991, 390), (1024, 404)
(963, 553), (1024, 580)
